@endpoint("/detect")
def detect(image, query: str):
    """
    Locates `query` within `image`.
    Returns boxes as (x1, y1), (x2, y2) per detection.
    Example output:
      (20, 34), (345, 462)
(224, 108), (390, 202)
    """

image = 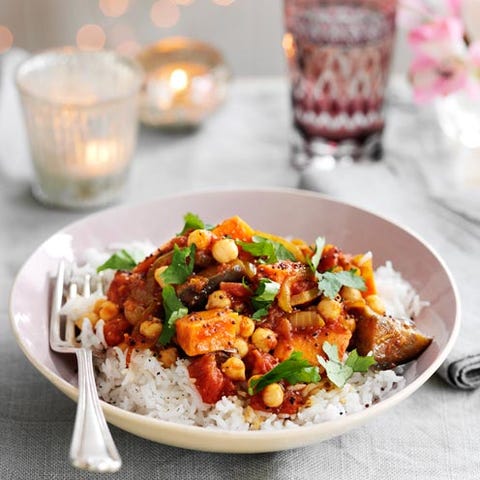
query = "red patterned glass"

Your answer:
(284, 0), (397, 168)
